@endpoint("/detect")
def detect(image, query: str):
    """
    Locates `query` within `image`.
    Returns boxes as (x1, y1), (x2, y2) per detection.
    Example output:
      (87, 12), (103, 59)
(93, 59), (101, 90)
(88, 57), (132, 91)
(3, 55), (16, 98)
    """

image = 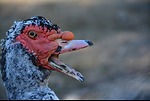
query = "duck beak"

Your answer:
(49, 39), (93, 82)
(57, 39), (93, 54)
